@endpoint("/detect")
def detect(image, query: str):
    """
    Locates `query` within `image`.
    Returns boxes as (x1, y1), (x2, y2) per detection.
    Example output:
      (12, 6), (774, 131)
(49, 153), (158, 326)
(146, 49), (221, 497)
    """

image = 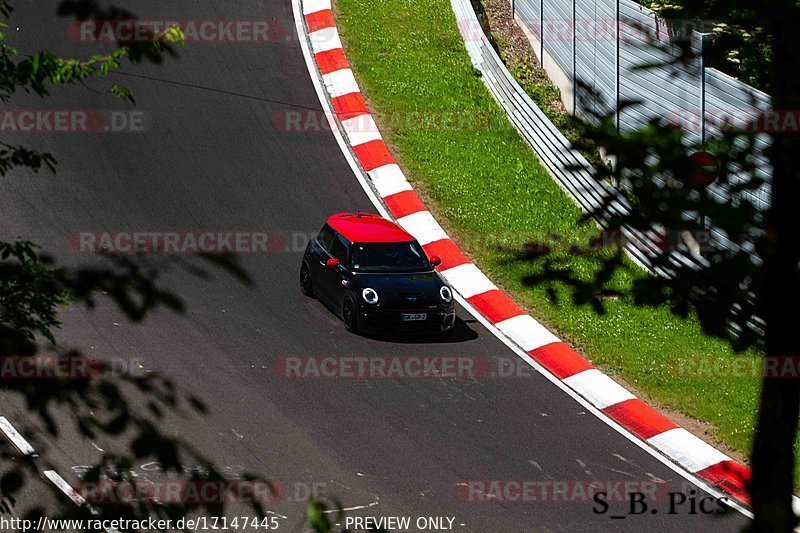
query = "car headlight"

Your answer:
(362, 287), (379, 304)
(439, 285), (453, 303)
